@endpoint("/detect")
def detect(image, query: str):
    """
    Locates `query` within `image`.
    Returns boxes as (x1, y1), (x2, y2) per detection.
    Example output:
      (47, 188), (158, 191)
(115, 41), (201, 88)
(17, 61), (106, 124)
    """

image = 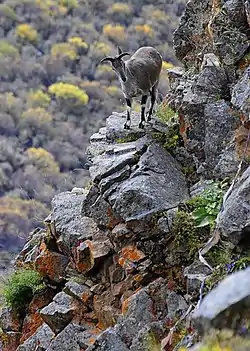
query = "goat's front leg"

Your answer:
(139, 95), (148, 129)
(147, 83), (157, 122)
(124, 98), (132, 129)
